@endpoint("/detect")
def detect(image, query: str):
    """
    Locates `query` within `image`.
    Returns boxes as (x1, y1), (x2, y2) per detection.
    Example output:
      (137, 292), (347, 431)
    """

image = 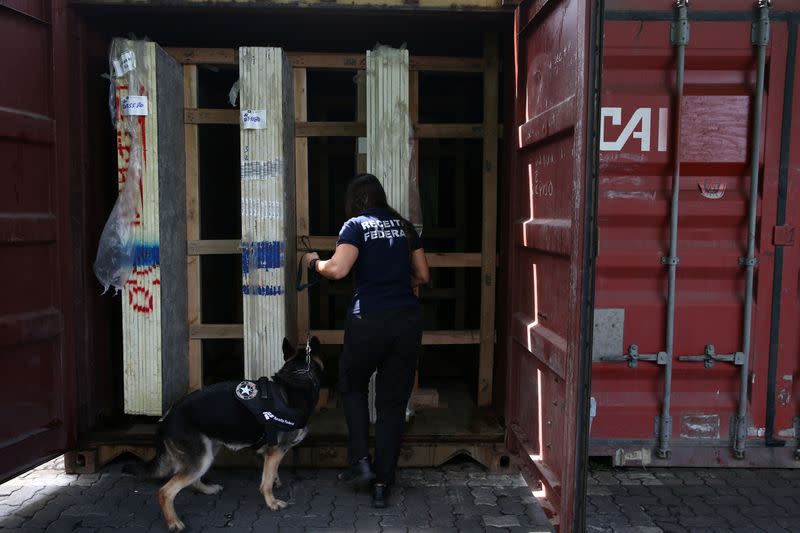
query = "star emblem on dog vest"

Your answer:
(235, 380), (258, 400)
